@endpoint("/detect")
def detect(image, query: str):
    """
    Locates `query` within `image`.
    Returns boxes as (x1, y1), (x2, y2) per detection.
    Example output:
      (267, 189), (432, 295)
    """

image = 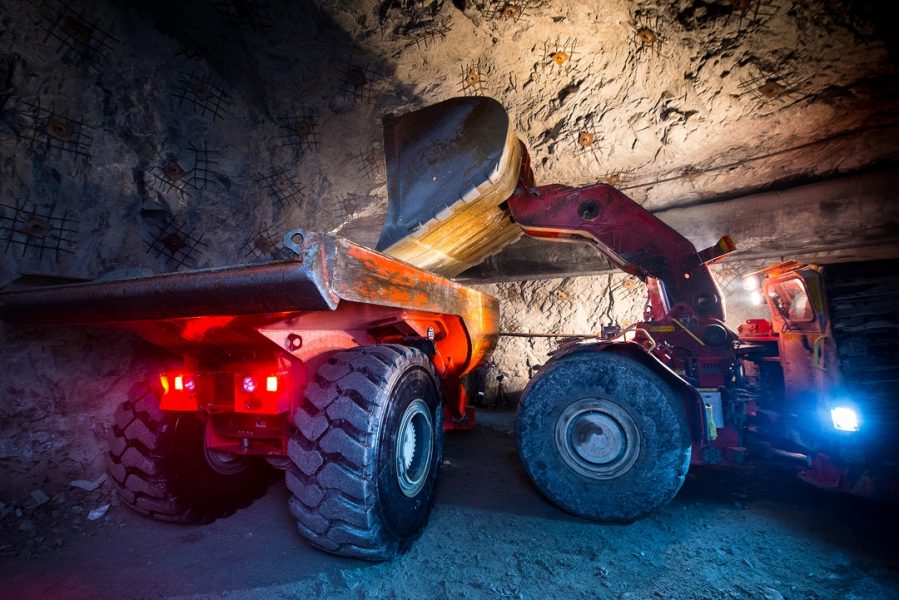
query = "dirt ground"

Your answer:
(0, 412), (897, 600)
